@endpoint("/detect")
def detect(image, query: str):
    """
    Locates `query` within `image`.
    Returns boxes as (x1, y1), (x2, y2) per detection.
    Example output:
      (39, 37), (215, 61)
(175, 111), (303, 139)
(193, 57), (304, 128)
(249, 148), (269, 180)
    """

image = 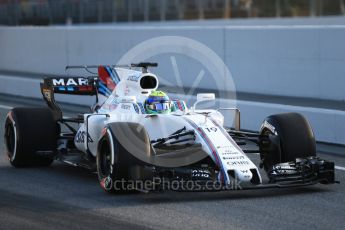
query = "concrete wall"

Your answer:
(225, 26), (345, 101)
(0, 24), (345, 144)
(1, 25), (345, 101)
(1, 74), (344, 145)
(0, 27), (68, 74)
